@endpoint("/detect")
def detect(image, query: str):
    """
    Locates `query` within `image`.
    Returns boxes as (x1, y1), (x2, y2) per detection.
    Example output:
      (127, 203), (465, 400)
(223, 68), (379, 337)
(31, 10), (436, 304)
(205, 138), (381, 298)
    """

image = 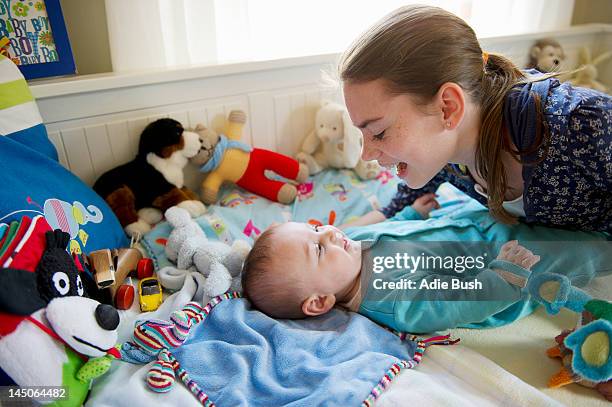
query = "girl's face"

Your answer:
(343, 79), (459, 189)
